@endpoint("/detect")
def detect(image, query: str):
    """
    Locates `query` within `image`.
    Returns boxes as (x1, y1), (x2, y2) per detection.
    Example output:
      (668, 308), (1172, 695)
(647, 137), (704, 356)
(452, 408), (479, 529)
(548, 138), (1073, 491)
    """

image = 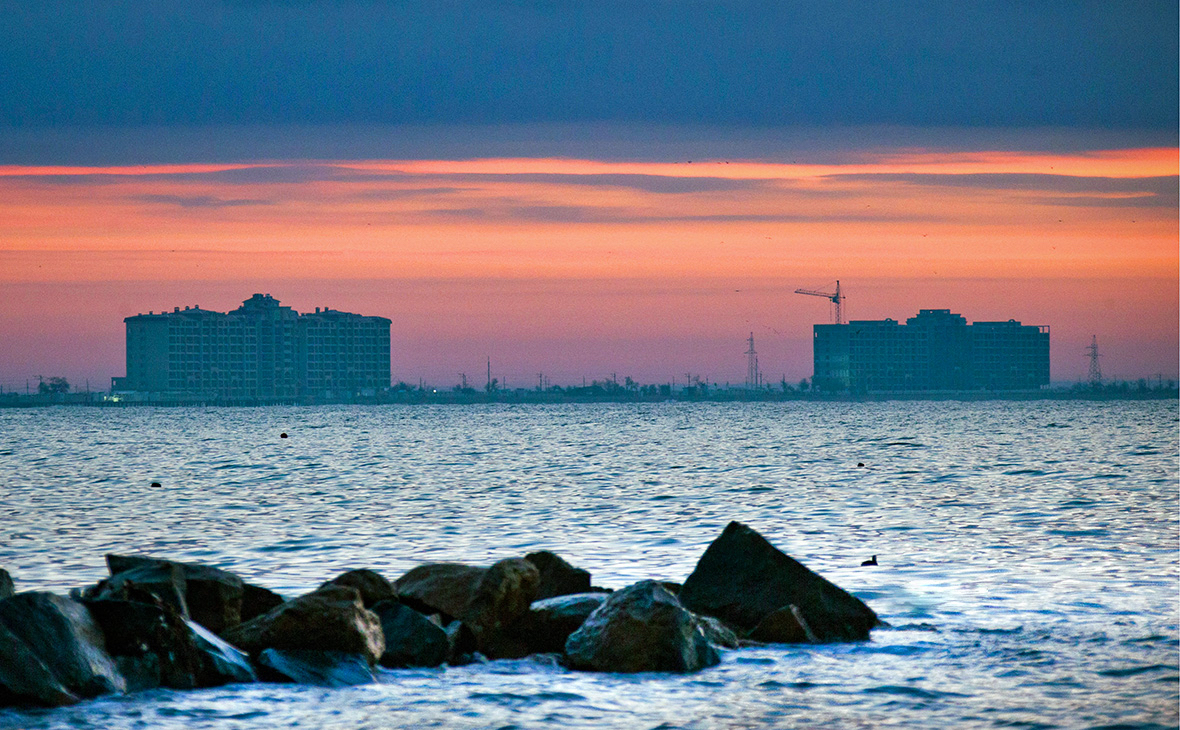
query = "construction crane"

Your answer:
(794, 280), (844, 324)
